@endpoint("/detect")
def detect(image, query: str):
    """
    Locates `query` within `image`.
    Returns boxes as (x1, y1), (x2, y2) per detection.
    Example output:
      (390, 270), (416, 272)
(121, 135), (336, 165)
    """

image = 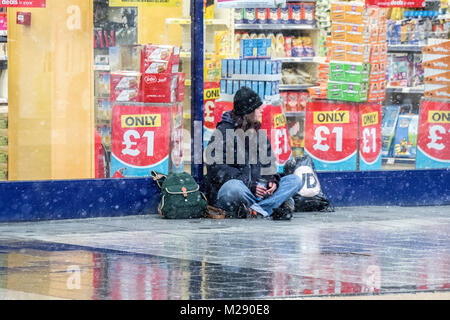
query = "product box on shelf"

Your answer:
(140, 44), (180, 75)
(110, 71), (141, 103)
(327, 82), (344, 100)
(344, 62), (370, 83)
(381, 105), (400, 158)
(0, 129), (7, 147)
(240, 39), (272, 59)
(392, 114), (419, 159)
(345, 24), (370, 44)
(94, 72), (111, 96)
(345, 43), (371, 63)
(140, 73), (178, 103)
(0, 163), (6, 181)
(342, 82), (368, 102)
(330, 1), (368, 24)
